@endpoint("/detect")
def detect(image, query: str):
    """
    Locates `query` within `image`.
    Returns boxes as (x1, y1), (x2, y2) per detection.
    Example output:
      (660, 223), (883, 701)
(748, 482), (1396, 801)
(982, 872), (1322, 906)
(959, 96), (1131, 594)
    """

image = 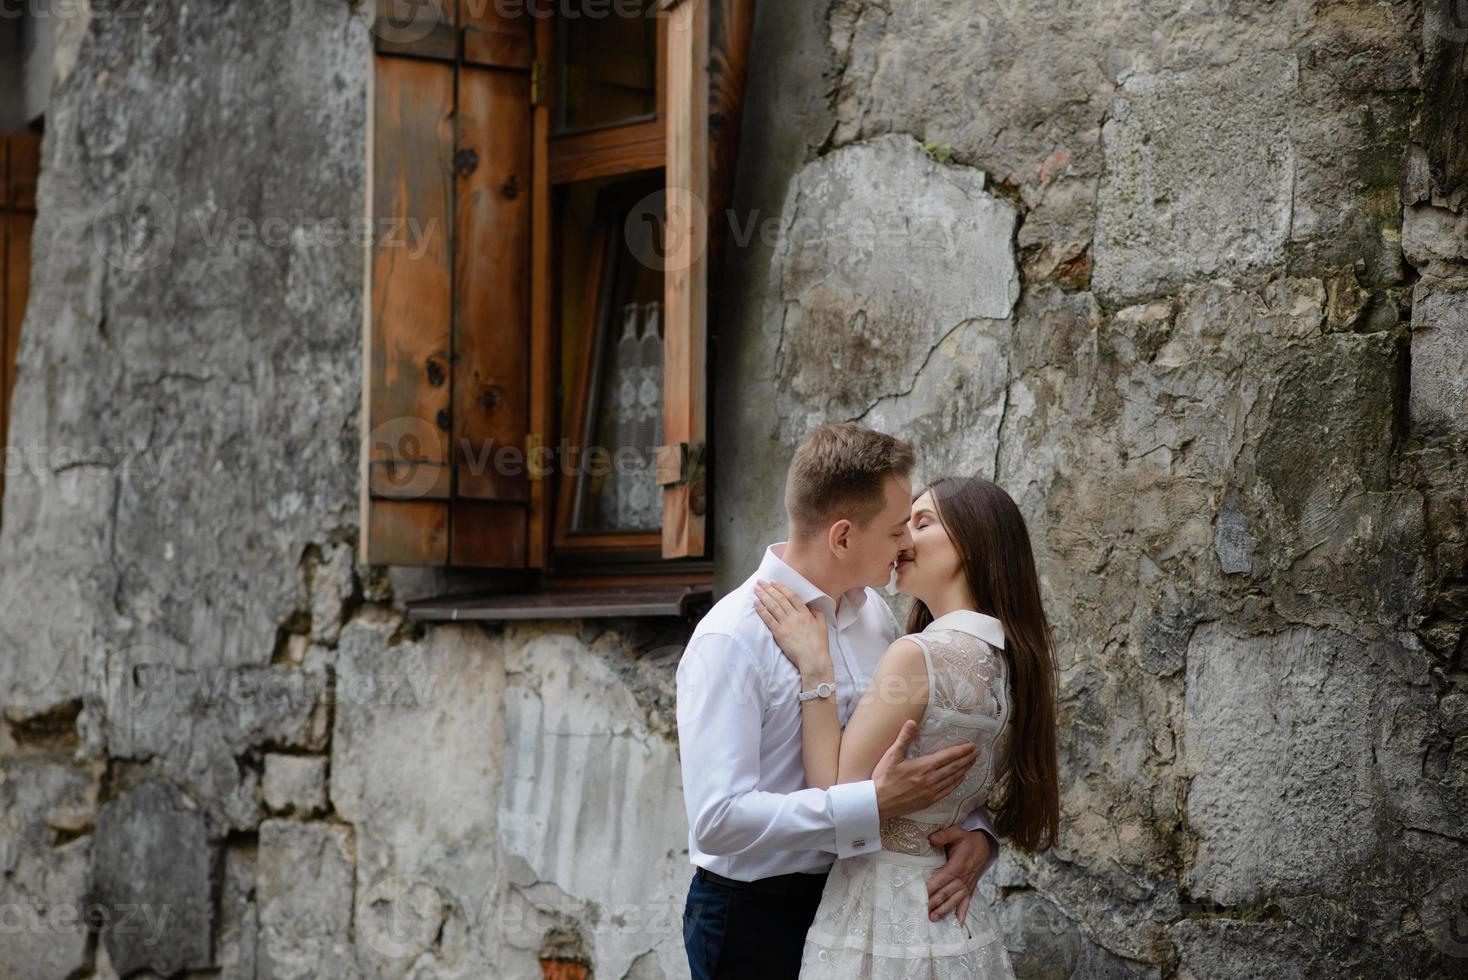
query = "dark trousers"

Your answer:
(682, 865), (831, 979)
